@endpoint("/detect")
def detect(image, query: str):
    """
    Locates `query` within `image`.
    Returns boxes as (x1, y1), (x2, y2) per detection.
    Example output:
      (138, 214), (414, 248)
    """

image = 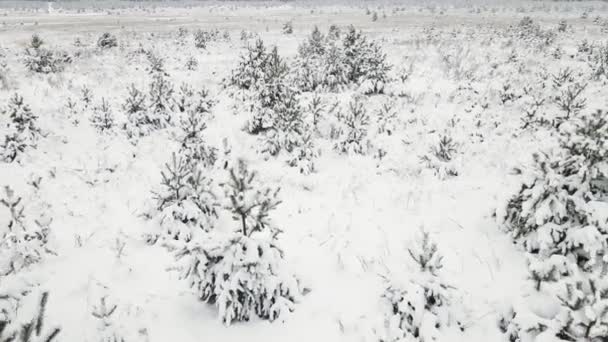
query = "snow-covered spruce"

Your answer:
(379, 230), (465, 342)
(0, 186), (52, 276)
(332, 96), (372, 155)
(90, 98), (115, 133)
(1, 94), (41, 163)
(151, 152), (218, 245)
(292, 25), (390, 93)
(23, 34), (71, 74)
(172, 159), (302, 325)
(498, 108), (608, 342)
